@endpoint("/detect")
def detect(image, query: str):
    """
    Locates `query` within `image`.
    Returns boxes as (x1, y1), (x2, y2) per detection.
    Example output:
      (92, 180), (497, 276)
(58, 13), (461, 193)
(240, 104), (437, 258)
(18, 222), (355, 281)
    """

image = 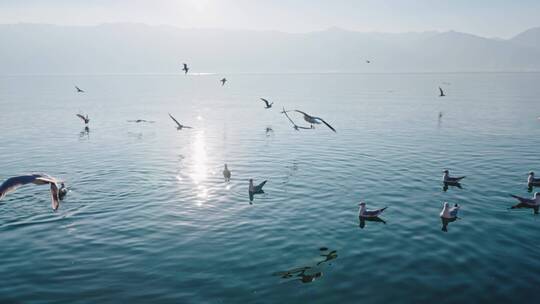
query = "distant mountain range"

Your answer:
(1, 23), (540, 74)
